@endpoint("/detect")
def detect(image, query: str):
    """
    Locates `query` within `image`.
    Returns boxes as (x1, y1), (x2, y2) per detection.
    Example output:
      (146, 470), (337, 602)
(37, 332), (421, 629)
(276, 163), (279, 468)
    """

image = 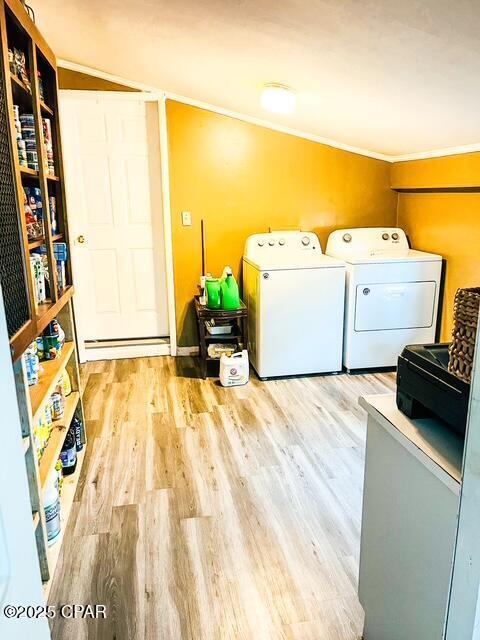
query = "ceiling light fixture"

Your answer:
(260, 83), (296, 115)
